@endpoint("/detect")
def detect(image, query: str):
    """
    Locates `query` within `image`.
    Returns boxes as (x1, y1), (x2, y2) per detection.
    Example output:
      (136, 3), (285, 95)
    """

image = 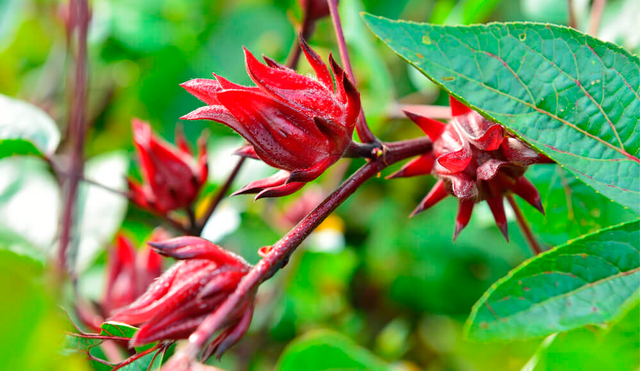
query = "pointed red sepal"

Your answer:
(403, 111), (446, 142)
(340, 73), (361, 134)
(255, 181), (306, 200)
(387, 153), (435, 179)
(212, 73), (257, 91)
(231, 171), (290, 196)
(449, 95), (473, 117)
(286, 156), (337, 184)
(243, 47), (339, 119)
(233, 145), (260, 160)
(147, 237), (249, 268)
(471, 124), (504, 151)
(328, 53), (346, 103)
(300, 37), (333, 88)
(126, 178), (155, 212)
(196, 133), (209, 186)
(262, 55), (291, 71)
(174, 126), (191, 155)
(313, 117), (349, 147)
(501, 138), (544, 165)
(410, 179), (449, 217)
(179, 78), (222, 105)
(205, 304), (254, 360)
(476, 159), (510, 181)
(511, 176), (544, 215)
(486, 196), (509, 241)
(138, 245), (163, 279)
(453, 199), (474, 241)
(446, 172), (478, 199)
(179, 105), (240, 130)
(197, 270), (247, 300)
